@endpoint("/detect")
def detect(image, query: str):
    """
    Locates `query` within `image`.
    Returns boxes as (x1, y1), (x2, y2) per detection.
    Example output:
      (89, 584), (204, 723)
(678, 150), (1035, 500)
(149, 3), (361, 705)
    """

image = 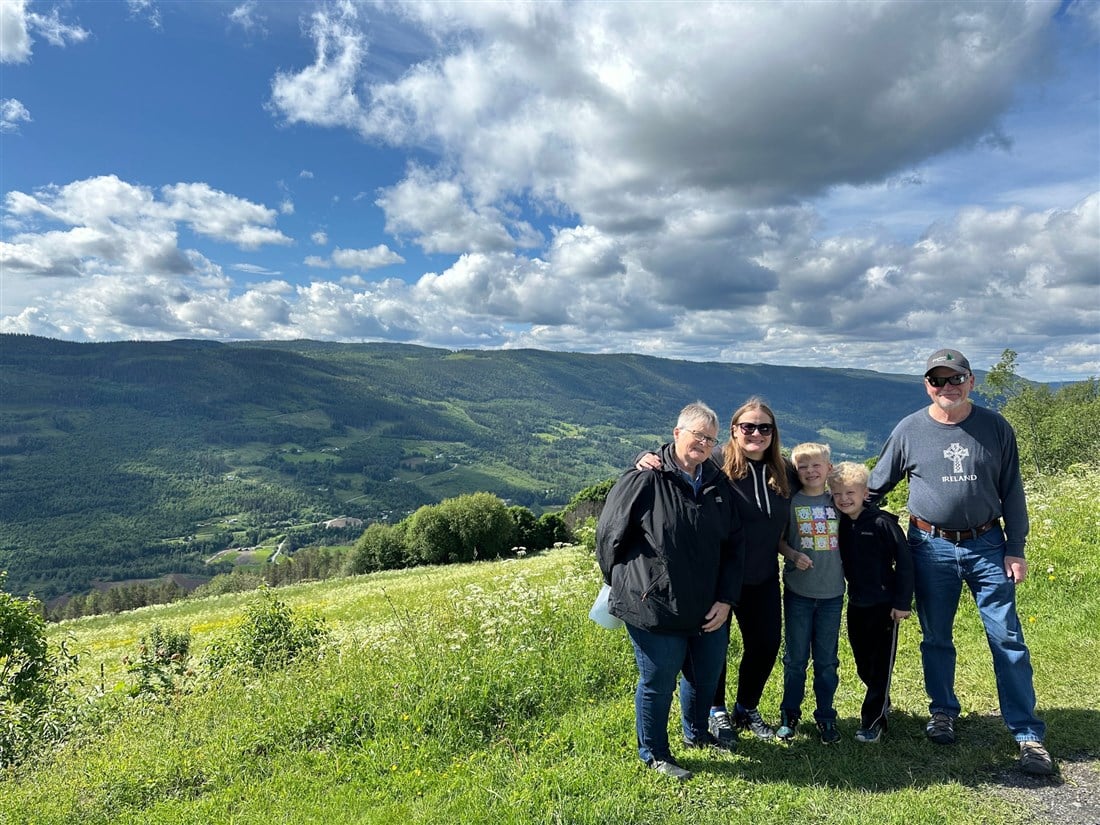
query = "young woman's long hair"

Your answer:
(722, 397), (789, 497)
